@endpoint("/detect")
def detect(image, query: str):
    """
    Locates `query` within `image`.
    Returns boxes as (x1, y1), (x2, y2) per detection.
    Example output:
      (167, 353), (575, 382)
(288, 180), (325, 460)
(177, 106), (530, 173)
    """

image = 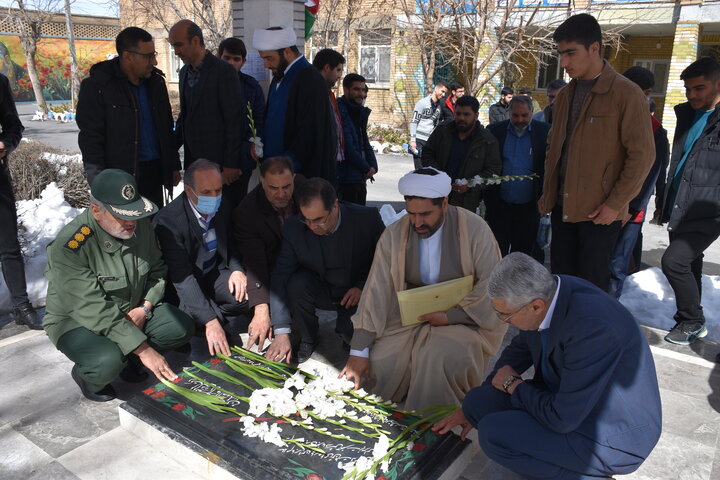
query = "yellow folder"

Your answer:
(396, 275), (474, 327)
